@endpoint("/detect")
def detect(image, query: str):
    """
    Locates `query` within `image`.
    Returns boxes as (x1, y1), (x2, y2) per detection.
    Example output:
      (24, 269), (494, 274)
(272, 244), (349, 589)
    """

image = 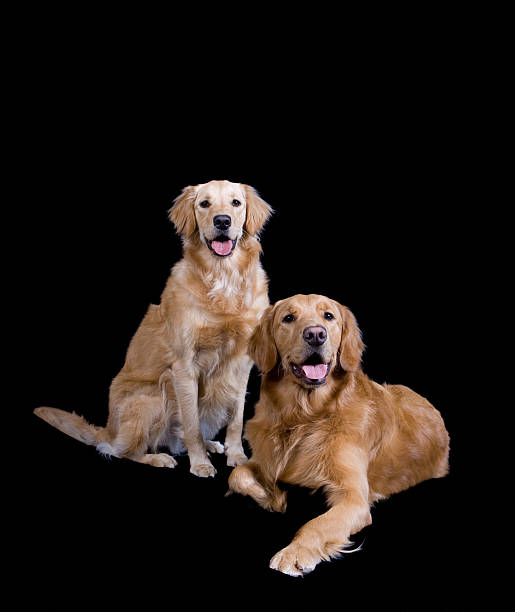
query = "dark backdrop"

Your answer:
(13, 62), (497, 610)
